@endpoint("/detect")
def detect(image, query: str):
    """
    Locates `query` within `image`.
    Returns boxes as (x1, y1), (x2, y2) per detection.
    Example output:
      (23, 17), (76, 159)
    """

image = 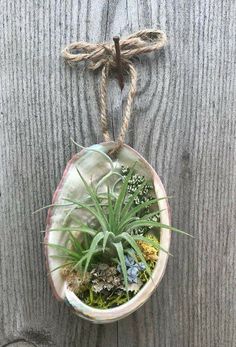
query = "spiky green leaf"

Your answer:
(49, 261), (77, 273)
(113, 163), (137, 231)
(50, 226), (96, 237)
(126, 220), (192, 237)
(118, 198), (159, 232)
(63, 198), (107, 231)
(76, 168), (108, 224)
(70, 139), (114, 170)
(113, 242), (129, 297)
(84, 232), (104, 273)
(46, 243), (82, 260)
(122, 197), (169, 224)
(102, 230), (112, 252)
